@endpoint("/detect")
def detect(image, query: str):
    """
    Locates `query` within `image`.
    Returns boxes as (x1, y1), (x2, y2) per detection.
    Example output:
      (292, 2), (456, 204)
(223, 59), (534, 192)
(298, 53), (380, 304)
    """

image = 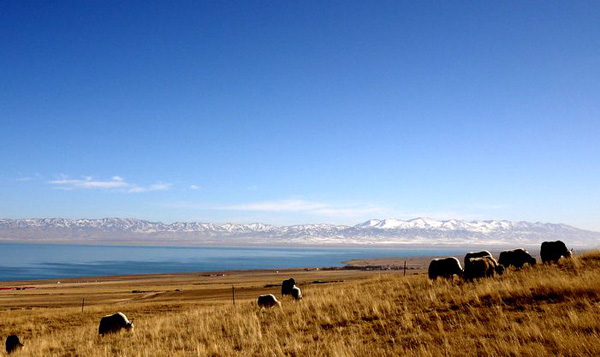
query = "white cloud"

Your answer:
(163, 199), (495, 224)
(150, 183), (171, 190)
(190, 185), (201, 190)
(15, 173), (43, 182)
(50, 176), (129, 189)
(214, 199), (402, 219)
(214, 200), (494, 222)
(50, 176), (128, 189)
(49, 175), (171, 193)
(127, 183), (172, 193)
(218, 199), (328, 212)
